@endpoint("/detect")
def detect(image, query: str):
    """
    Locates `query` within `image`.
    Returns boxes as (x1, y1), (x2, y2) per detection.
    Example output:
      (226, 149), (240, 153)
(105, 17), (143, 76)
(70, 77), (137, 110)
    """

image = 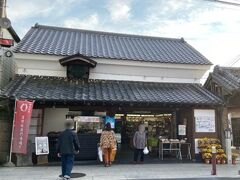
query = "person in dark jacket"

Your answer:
(57, 121), (80, 180)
